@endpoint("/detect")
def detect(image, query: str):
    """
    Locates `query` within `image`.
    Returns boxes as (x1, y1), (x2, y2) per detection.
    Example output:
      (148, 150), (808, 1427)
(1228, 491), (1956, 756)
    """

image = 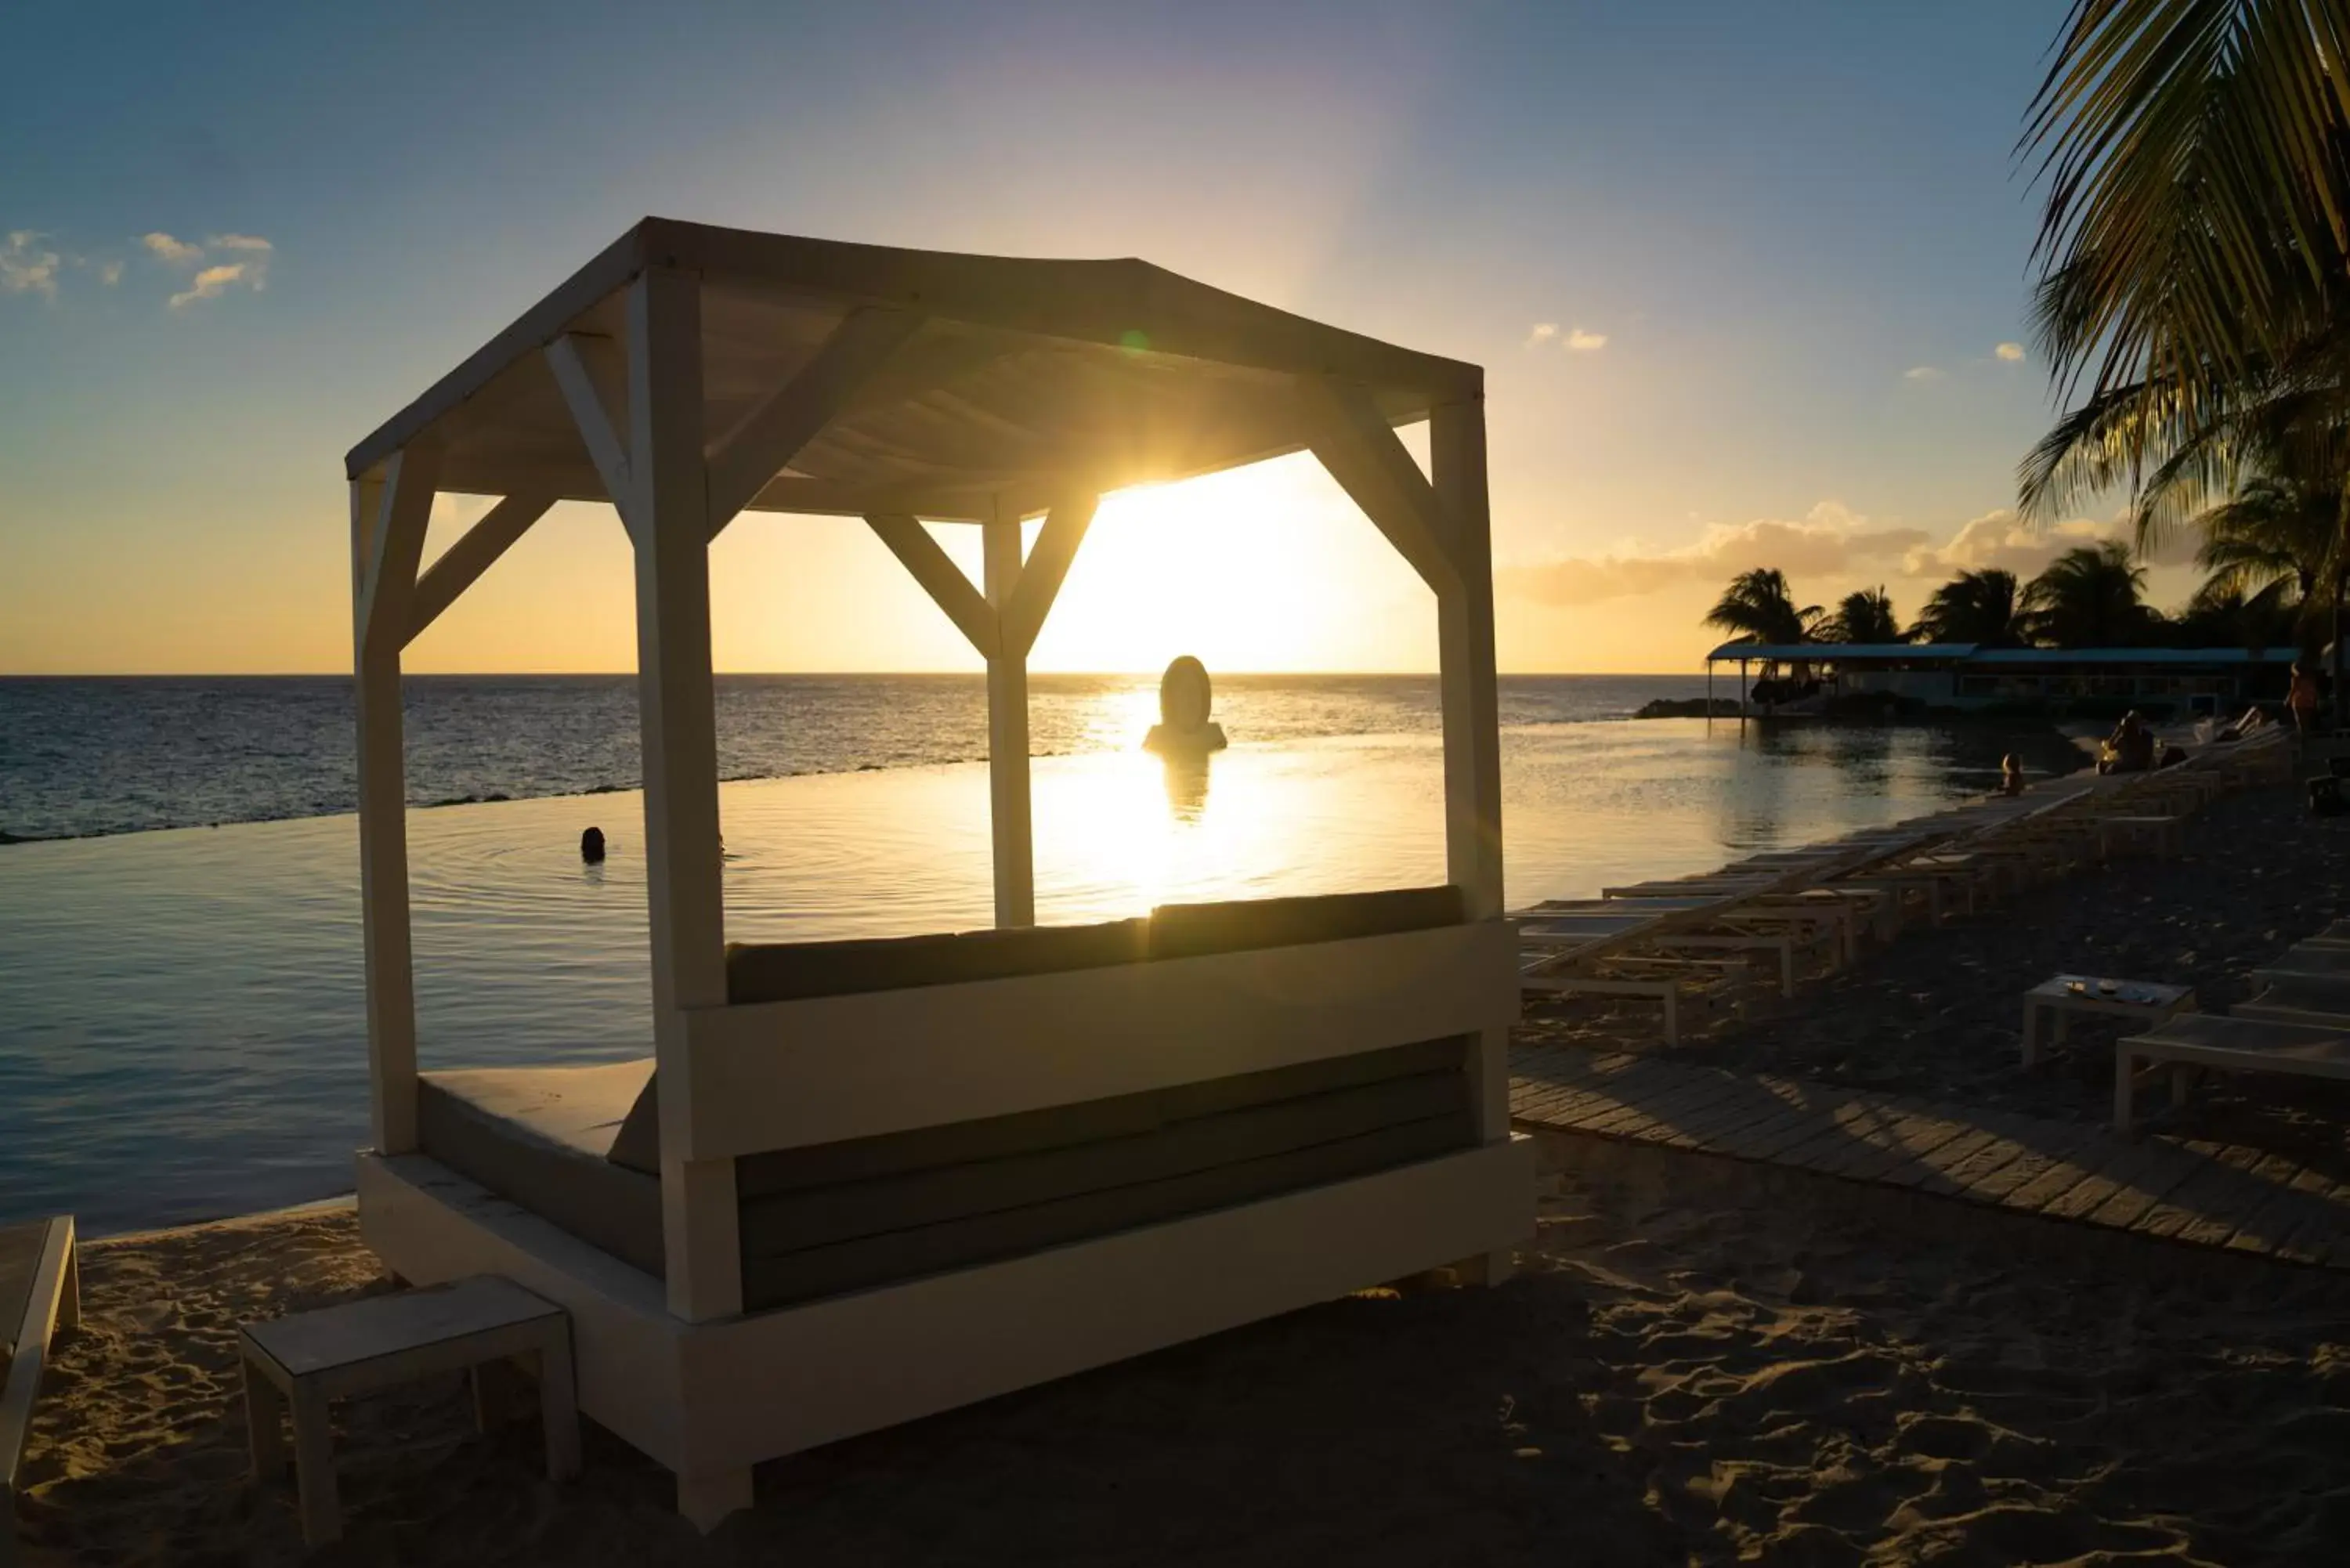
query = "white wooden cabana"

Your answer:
(346, 218), (1531, 1527)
